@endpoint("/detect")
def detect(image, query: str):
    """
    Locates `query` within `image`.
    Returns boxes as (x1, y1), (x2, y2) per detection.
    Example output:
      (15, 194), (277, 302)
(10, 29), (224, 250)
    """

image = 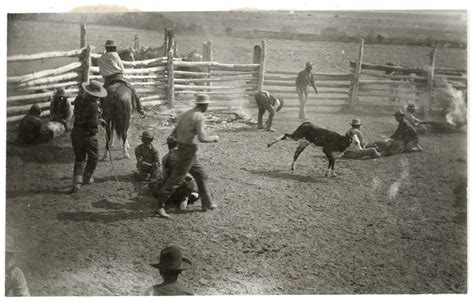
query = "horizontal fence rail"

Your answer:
(6, 29), (468, 124)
